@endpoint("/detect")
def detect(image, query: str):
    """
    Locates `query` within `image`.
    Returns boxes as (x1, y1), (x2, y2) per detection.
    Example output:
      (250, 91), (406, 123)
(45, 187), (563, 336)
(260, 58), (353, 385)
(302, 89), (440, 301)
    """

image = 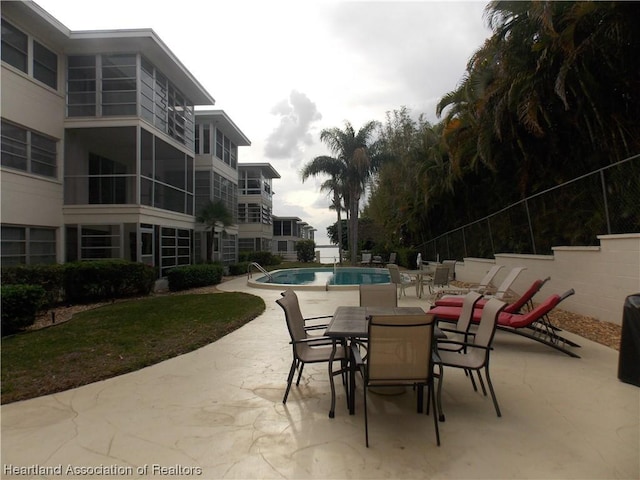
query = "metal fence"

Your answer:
(418, 154), (640, 261)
